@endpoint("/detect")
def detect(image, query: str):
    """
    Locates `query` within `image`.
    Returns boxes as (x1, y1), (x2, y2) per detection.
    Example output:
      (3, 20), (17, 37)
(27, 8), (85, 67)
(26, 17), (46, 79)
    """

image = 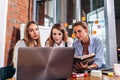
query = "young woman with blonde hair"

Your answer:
(73, 21), (105, 71)
(13, 21), (41, 78)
